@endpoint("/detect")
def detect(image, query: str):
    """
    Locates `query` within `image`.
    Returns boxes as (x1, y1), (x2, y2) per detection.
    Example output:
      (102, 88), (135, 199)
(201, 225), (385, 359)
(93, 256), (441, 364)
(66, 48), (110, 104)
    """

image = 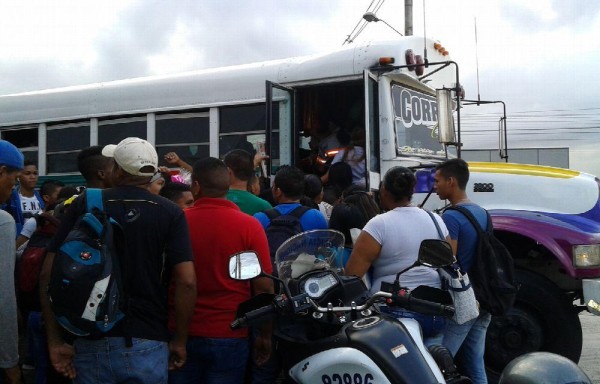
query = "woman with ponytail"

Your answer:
(345, 166), (450, 345)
